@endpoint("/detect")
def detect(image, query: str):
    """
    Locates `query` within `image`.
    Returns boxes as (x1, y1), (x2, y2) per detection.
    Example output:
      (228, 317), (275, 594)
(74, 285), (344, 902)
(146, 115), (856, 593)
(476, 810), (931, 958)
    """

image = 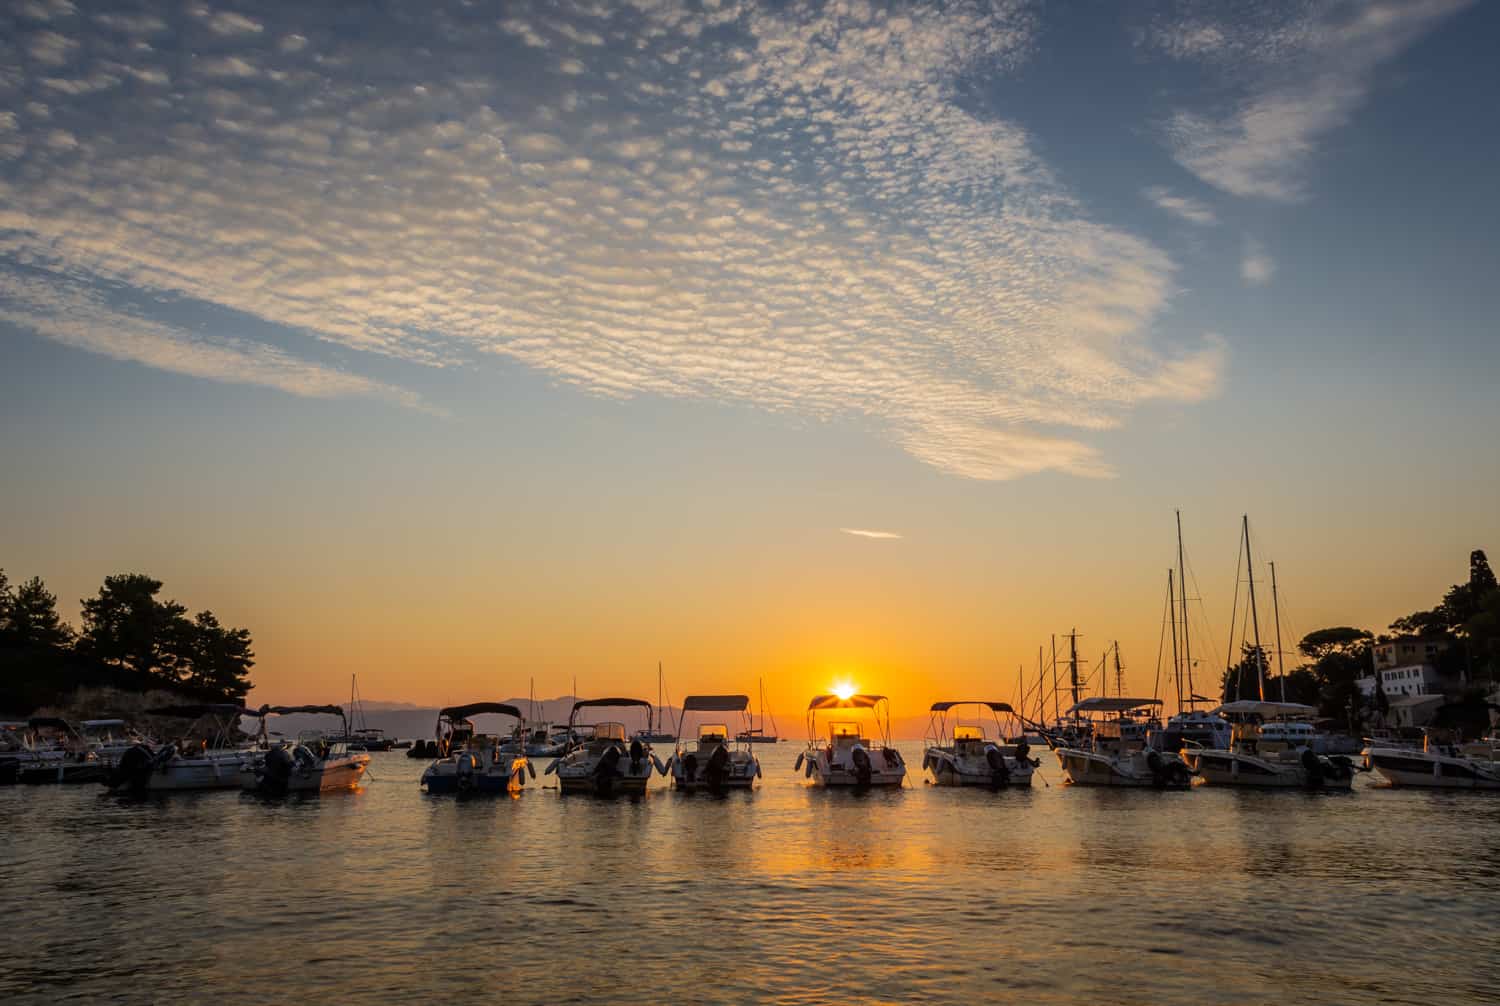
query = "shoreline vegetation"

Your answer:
(3, 549), (1497, 734)
(0, 571), (253, 718)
